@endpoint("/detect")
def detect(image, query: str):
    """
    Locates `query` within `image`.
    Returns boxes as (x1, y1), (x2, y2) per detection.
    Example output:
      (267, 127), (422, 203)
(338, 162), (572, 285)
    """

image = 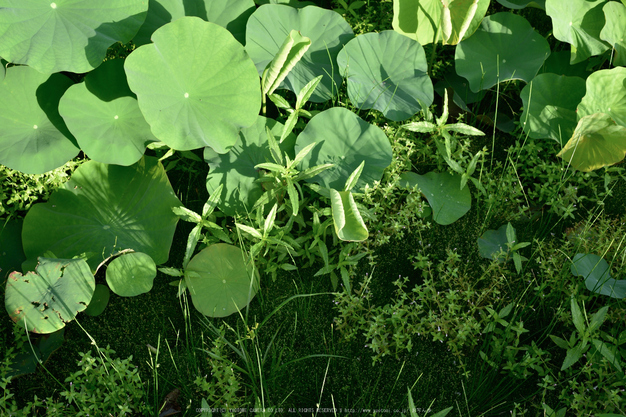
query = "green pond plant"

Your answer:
(1, 0), (626, 413)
